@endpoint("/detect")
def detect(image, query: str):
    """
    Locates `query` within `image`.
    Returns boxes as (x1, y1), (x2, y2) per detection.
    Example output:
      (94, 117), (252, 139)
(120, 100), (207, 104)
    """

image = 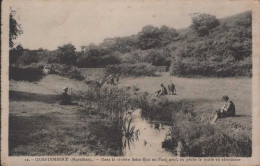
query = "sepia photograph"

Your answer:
(2, 0), (260, 165)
